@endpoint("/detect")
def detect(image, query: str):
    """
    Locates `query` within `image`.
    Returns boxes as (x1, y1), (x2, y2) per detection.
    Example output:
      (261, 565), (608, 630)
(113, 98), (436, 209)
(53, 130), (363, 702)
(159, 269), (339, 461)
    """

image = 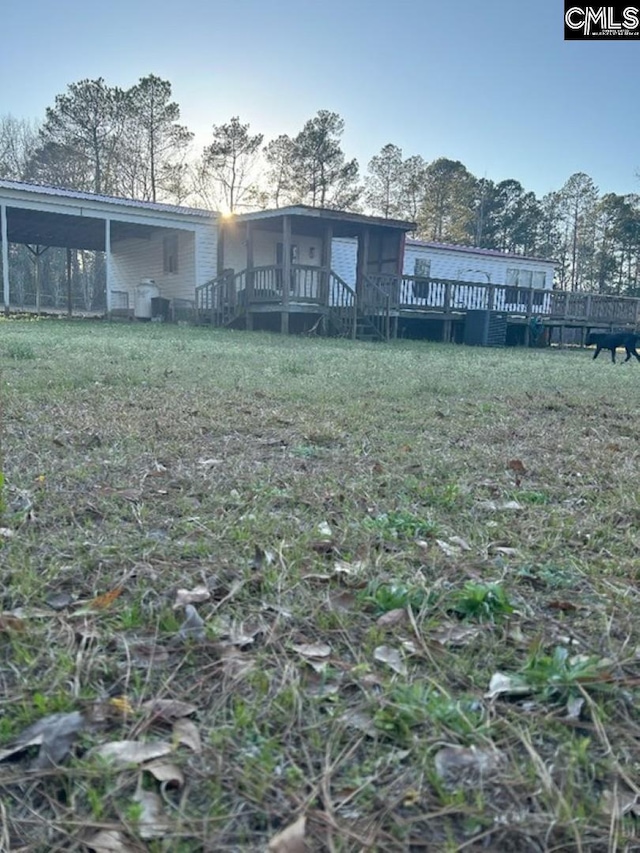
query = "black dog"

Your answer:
(587, 331), (640, 363)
